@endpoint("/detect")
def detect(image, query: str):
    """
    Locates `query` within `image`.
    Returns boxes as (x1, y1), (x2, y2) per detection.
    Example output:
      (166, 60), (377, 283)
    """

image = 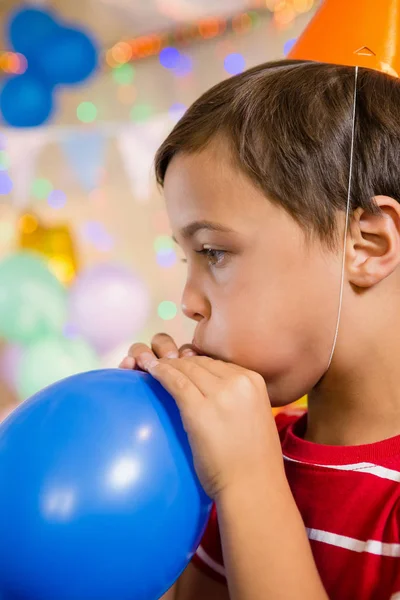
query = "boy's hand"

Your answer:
(139, 355), (285, 500)
(119, 333), (198, 371)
